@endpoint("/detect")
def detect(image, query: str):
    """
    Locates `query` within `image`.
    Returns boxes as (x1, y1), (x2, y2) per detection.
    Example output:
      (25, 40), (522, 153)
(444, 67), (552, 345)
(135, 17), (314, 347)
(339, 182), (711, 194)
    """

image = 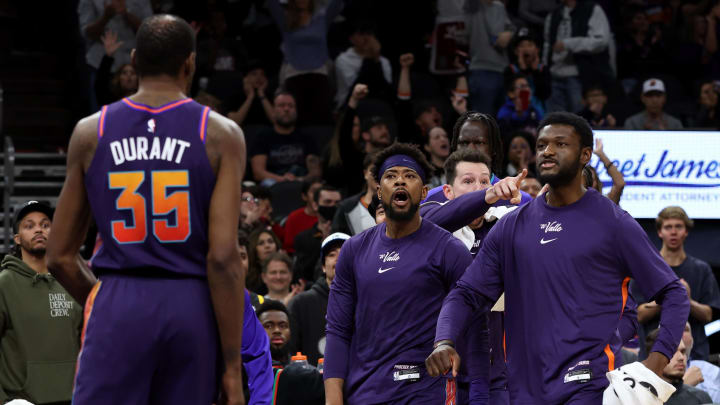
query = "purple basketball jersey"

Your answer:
(85, 98), (215, 277)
